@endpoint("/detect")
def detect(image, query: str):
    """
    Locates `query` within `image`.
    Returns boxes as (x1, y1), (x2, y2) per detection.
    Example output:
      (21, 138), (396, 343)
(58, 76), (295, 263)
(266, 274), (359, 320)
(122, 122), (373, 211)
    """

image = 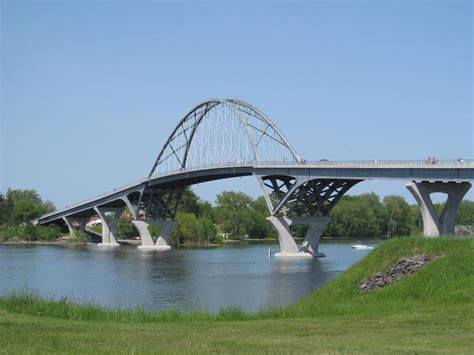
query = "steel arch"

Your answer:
(148, 99), (301, 177)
